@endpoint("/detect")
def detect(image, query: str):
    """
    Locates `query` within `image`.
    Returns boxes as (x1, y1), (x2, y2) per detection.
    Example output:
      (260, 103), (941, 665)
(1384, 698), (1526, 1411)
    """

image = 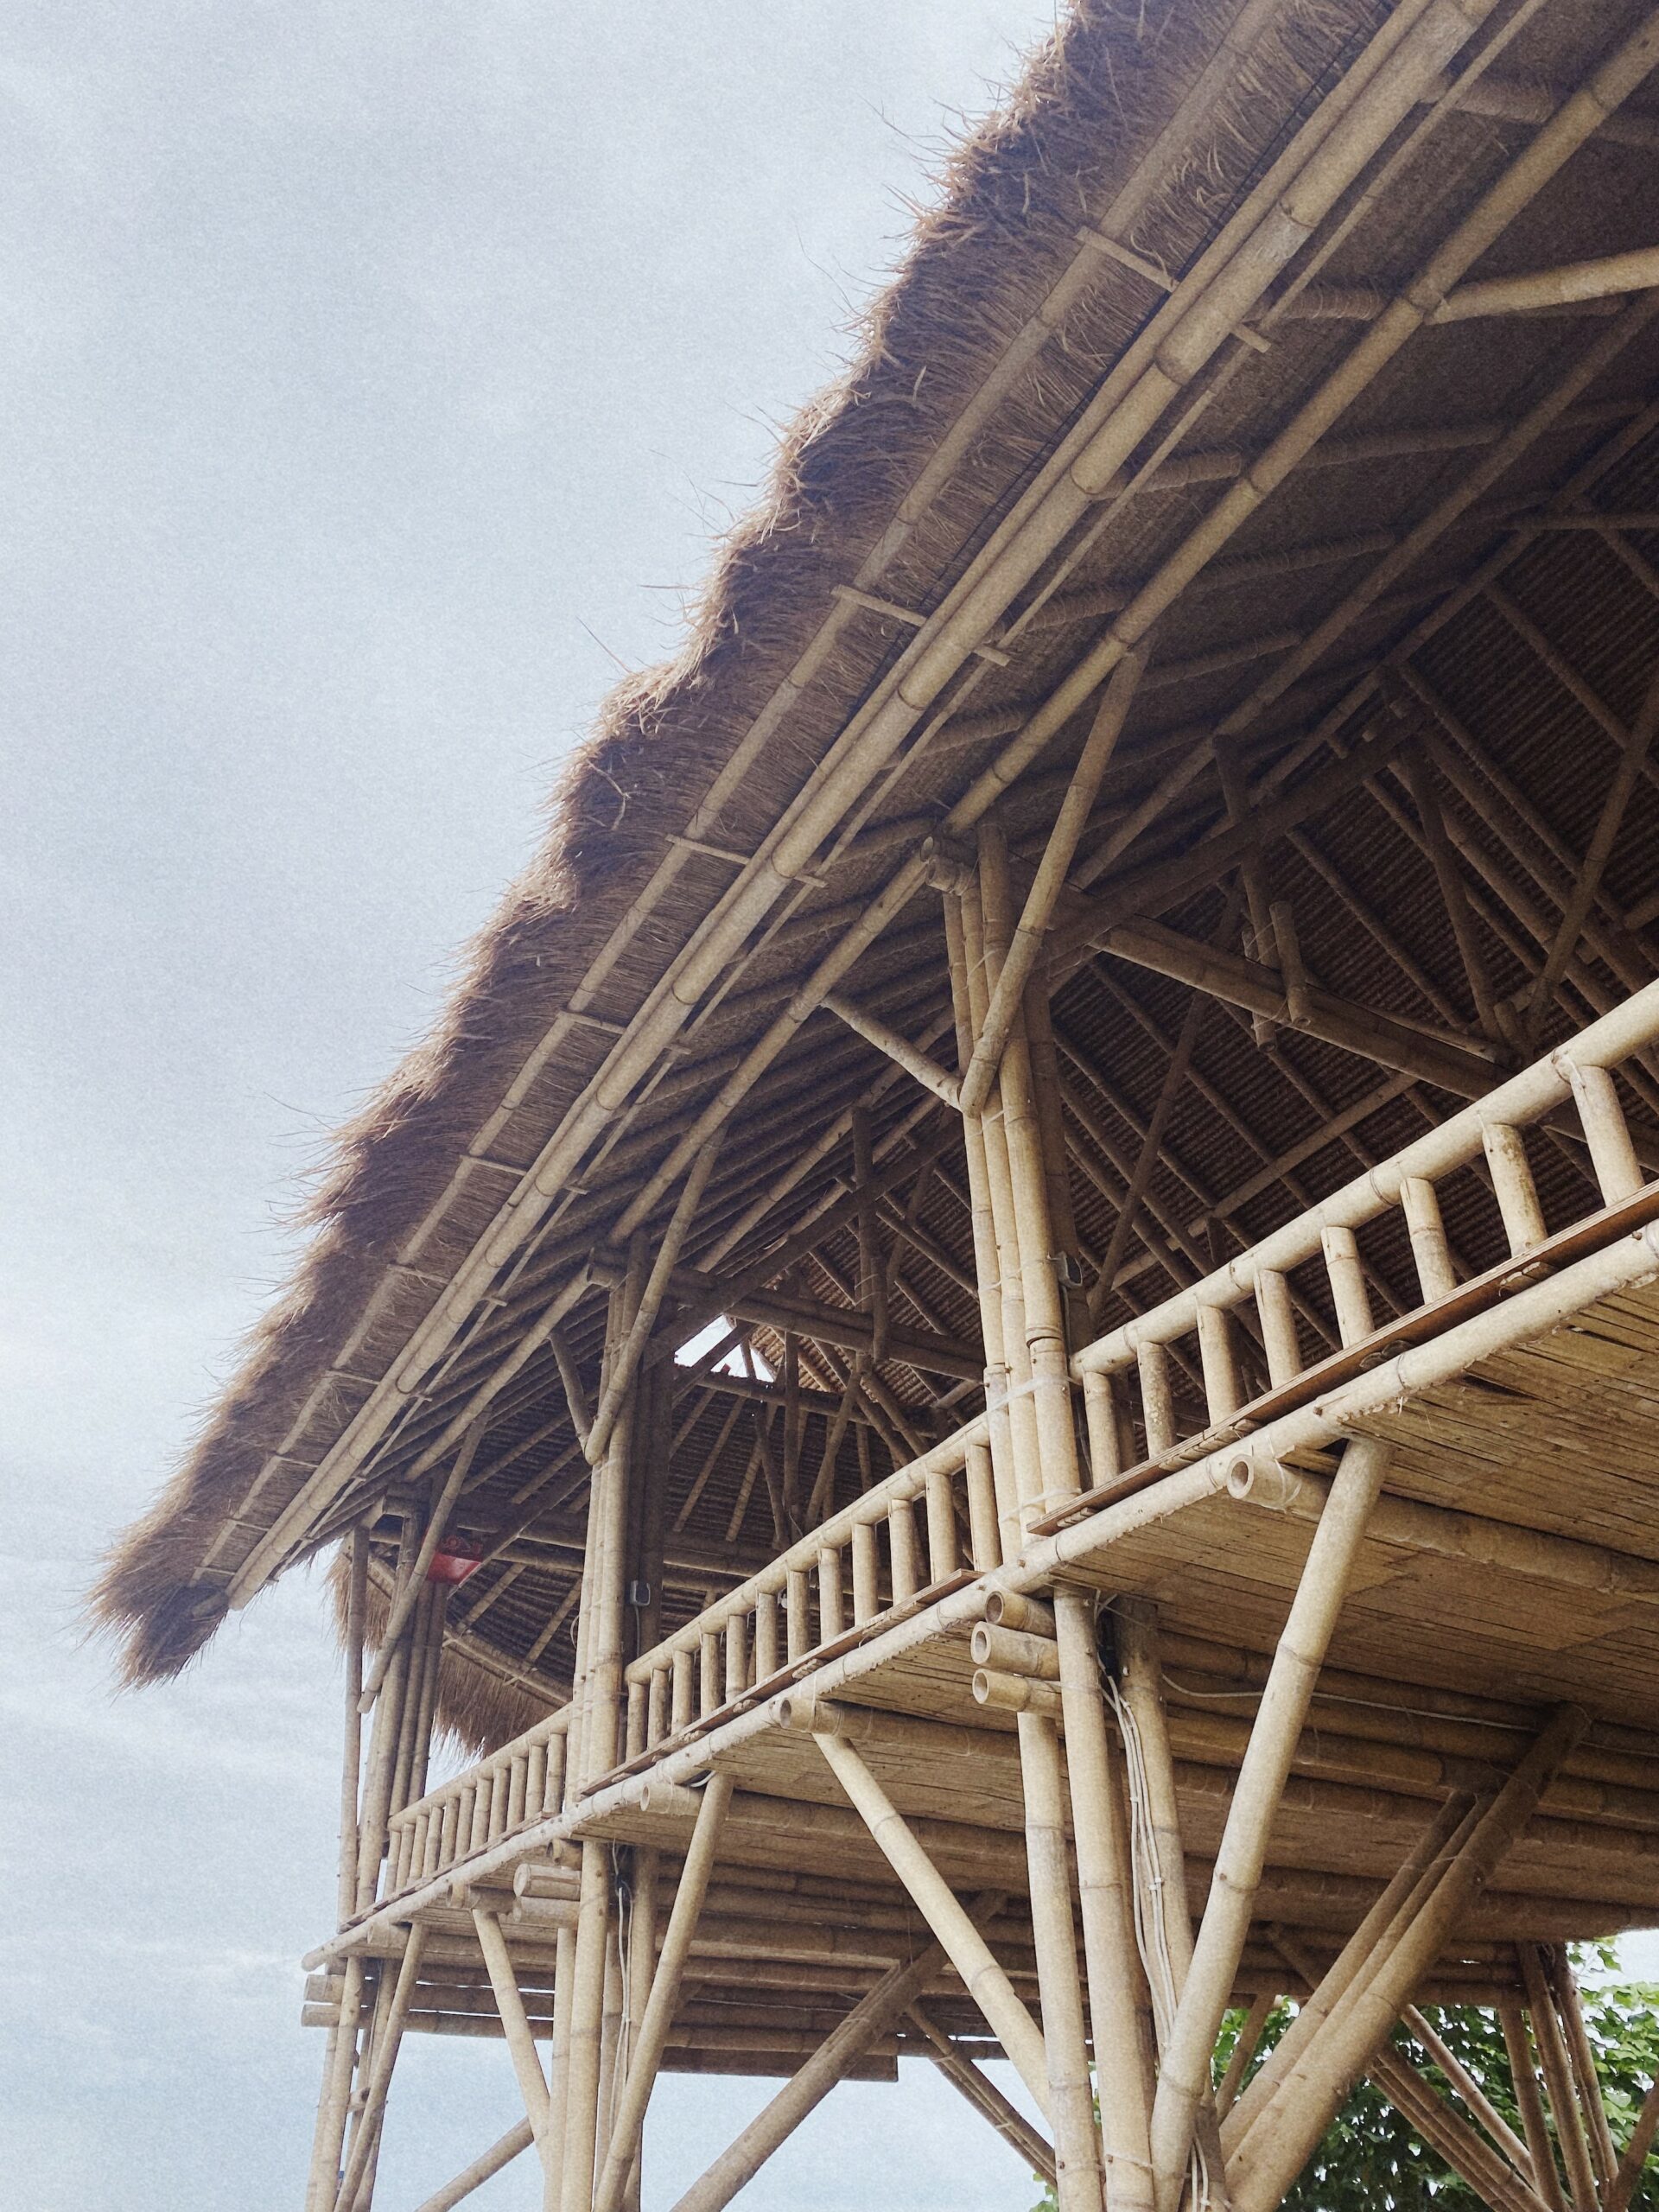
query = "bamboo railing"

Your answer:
(374, 980), (1659, 1910)
(380, 1704), (571, 1904)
